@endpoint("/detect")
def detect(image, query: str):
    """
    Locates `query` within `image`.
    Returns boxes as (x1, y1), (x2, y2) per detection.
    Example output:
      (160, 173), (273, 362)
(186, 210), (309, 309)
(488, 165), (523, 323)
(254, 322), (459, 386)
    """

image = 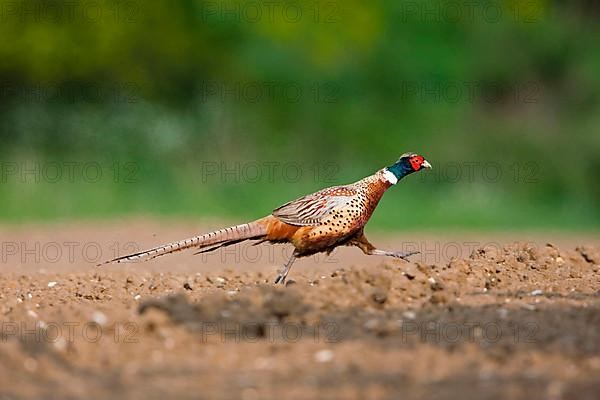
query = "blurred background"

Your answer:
(0, 0), (598, 230)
